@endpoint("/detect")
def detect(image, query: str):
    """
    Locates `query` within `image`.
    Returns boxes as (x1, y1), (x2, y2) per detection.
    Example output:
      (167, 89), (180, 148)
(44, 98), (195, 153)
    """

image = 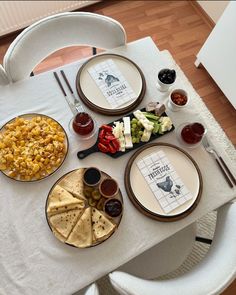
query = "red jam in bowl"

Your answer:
(99, 178), (118, 198)
(181, 123), (205, 144)
(72, 112), (94, 135)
